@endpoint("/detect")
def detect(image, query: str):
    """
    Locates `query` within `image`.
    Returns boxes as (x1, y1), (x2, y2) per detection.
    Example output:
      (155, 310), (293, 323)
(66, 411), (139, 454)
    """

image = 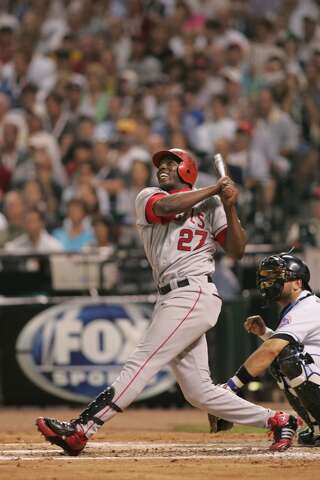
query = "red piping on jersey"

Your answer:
(145, 193), (167, 223)
(215, 226), (228, 247)
(88, 287), (202, 431)
(145, 186), (192, 224)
